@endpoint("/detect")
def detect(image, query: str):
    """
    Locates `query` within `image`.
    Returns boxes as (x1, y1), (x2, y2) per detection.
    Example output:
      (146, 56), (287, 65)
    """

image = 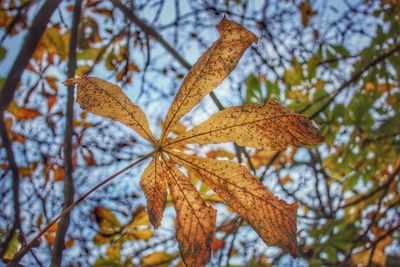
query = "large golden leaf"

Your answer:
(161, 18), (258, 142)
(66, 17), (325, 266)
(161, 154), (217, 267)
(64, 76), (156, 143)
(168, 151), (298, 256)
(166, 98), (324, 150)
(140, 156), (168, 228)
